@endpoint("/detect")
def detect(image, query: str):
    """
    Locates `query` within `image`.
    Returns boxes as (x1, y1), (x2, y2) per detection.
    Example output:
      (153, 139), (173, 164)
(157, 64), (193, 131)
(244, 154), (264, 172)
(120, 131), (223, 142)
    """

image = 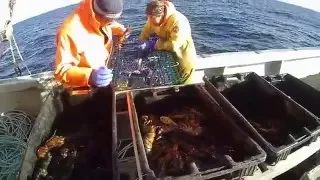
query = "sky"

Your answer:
(0, 0), (320, 25)
(278, 0), (320, 12)
(13, 0), (82, 23)
(0, 0), (82, 24)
